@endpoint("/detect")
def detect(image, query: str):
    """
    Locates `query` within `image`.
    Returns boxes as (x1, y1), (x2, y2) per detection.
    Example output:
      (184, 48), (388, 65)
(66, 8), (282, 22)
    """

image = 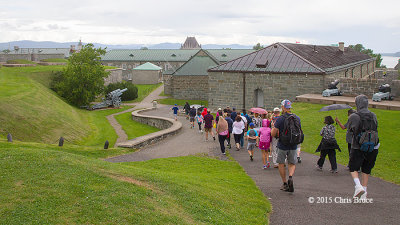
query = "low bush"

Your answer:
(105, 82), (138, 101)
